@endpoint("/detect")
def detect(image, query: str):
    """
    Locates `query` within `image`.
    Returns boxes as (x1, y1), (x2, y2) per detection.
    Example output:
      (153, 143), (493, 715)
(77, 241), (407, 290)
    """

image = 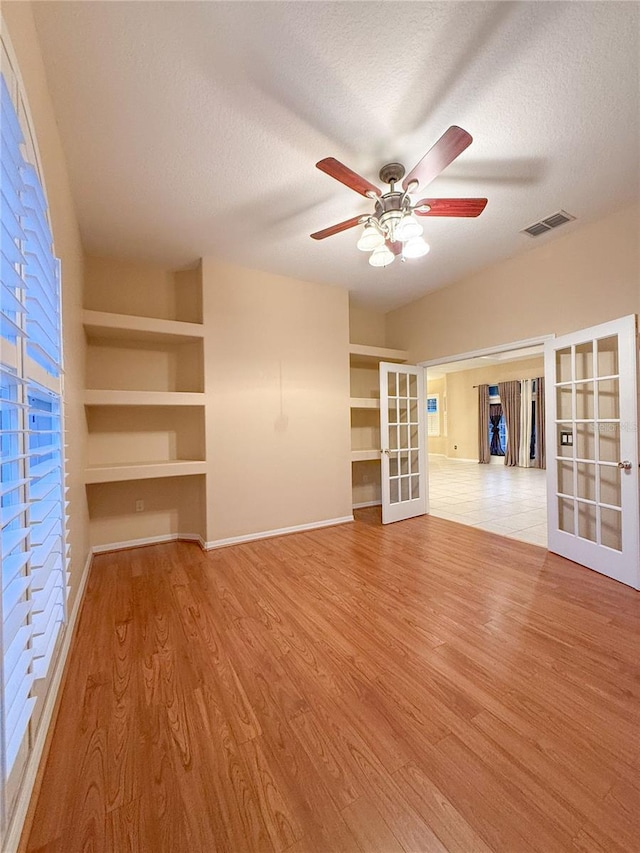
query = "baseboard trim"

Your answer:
(352, 500), (381, 509)
(88, 517), (356, 555)
(203, 515), (354, 550)
(9, 549), (93, 853)
(91, 532), (206, 554)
